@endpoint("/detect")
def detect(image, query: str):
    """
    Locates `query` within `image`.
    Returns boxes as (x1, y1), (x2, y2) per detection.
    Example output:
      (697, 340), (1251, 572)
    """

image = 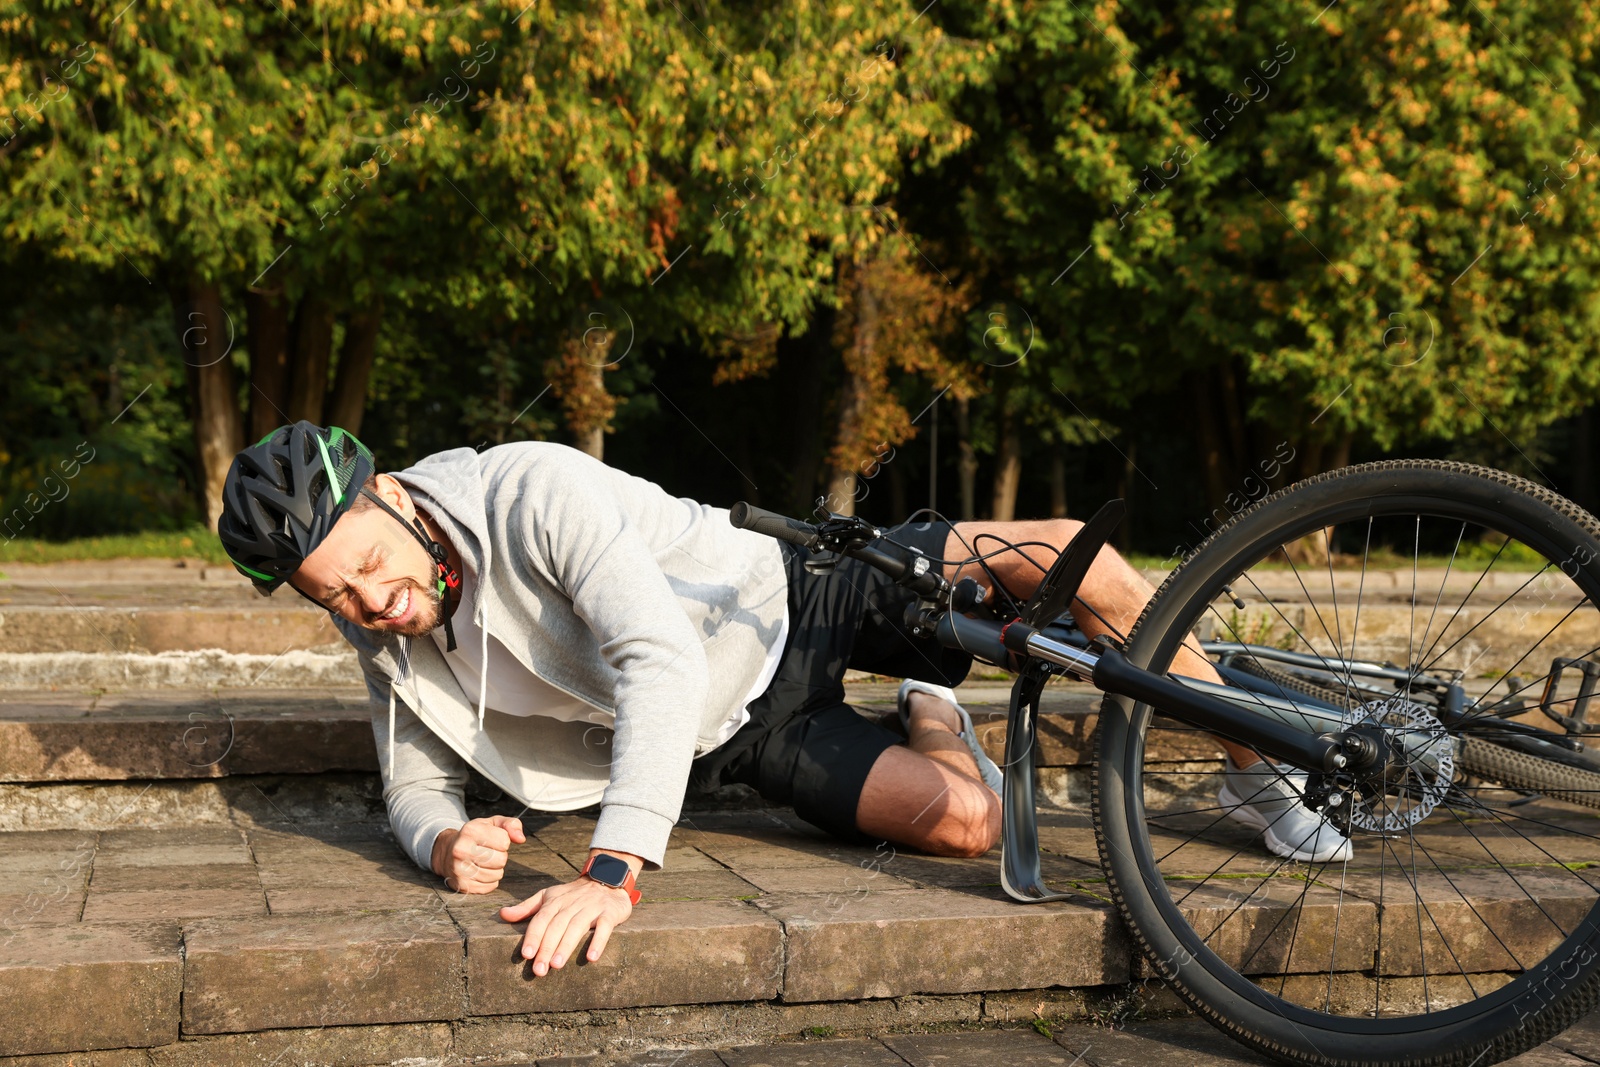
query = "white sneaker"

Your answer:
(897, 679), (1004, 795)
(1217, 758), (1353, 863)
